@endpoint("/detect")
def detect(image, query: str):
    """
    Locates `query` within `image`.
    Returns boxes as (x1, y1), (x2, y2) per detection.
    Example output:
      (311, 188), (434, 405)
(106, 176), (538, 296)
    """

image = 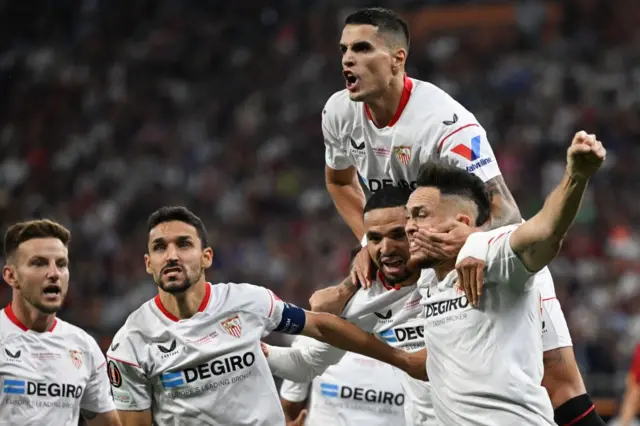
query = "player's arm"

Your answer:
(106, 336), (154, 426)
(79, 338), (121, 425)
(509, 131), (605, 273)
(299, 310), (425, 380)
(309, 275), (359, 315)
(482, 175), (522, 229)
(326, 165), (366, 240)
(322, 102), (366, 241)
(82, 410), (122, 426)
(619, 345), (640, 426)
(279, 376), (309, 426)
